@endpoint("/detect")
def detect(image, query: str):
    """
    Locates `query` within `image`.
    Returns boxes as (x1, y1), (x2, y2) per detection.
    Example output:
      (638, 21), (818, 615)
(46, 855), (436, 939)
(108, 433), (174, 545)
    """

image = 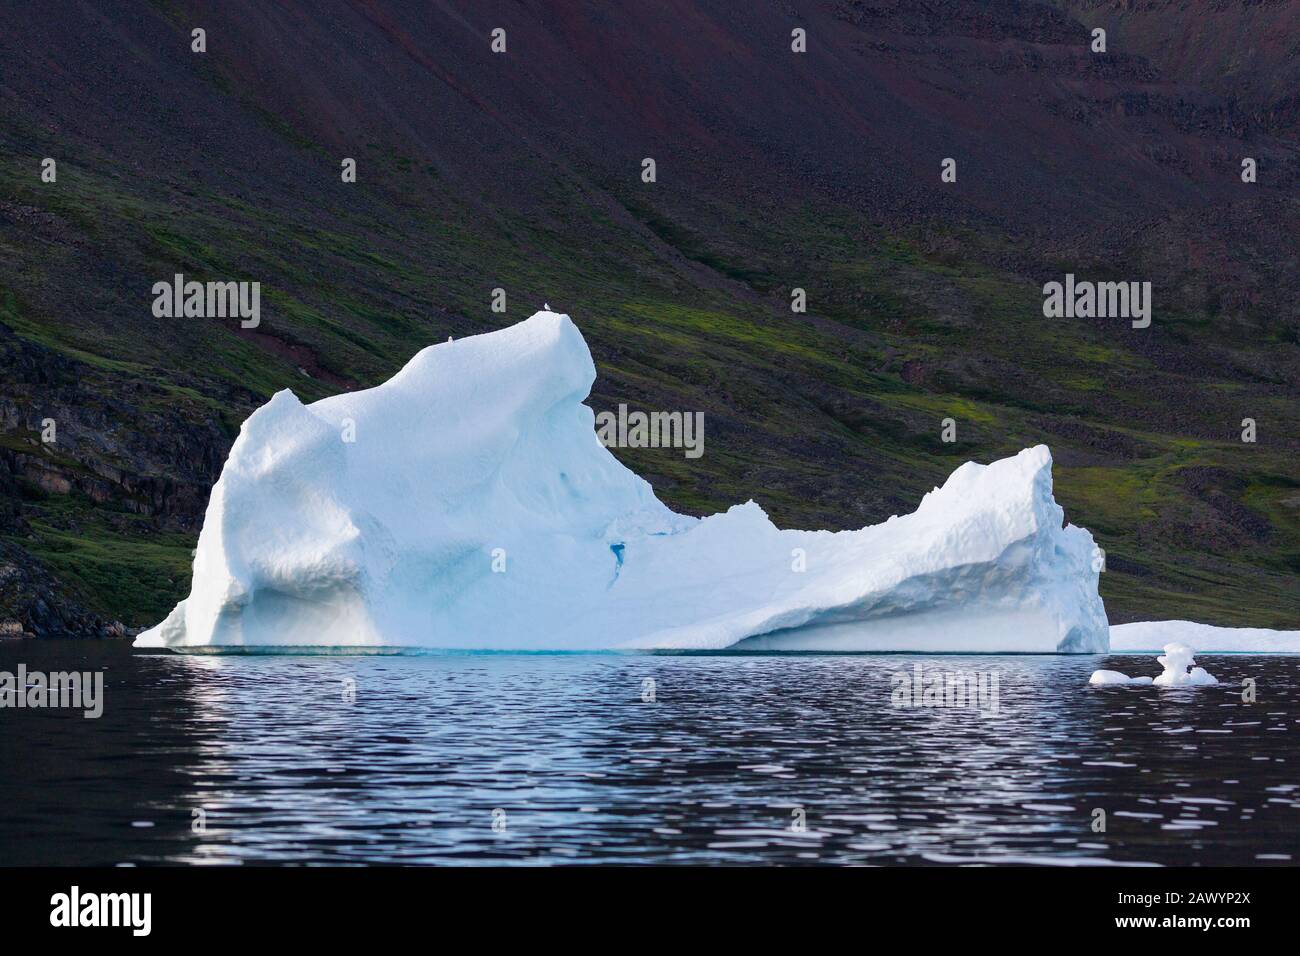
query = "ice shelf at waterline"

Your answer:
(137, 311), (1110, 653)
(1110, 621), (1300, 654)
